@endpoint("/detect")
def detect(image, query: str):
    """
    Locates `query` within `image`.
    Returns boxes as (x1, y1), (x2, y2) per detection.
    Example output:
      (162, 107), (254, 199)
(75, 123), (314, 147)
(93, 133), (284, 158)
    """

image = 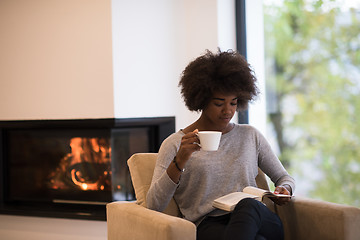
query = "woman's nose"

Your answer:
(222, 104), (233, 114)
